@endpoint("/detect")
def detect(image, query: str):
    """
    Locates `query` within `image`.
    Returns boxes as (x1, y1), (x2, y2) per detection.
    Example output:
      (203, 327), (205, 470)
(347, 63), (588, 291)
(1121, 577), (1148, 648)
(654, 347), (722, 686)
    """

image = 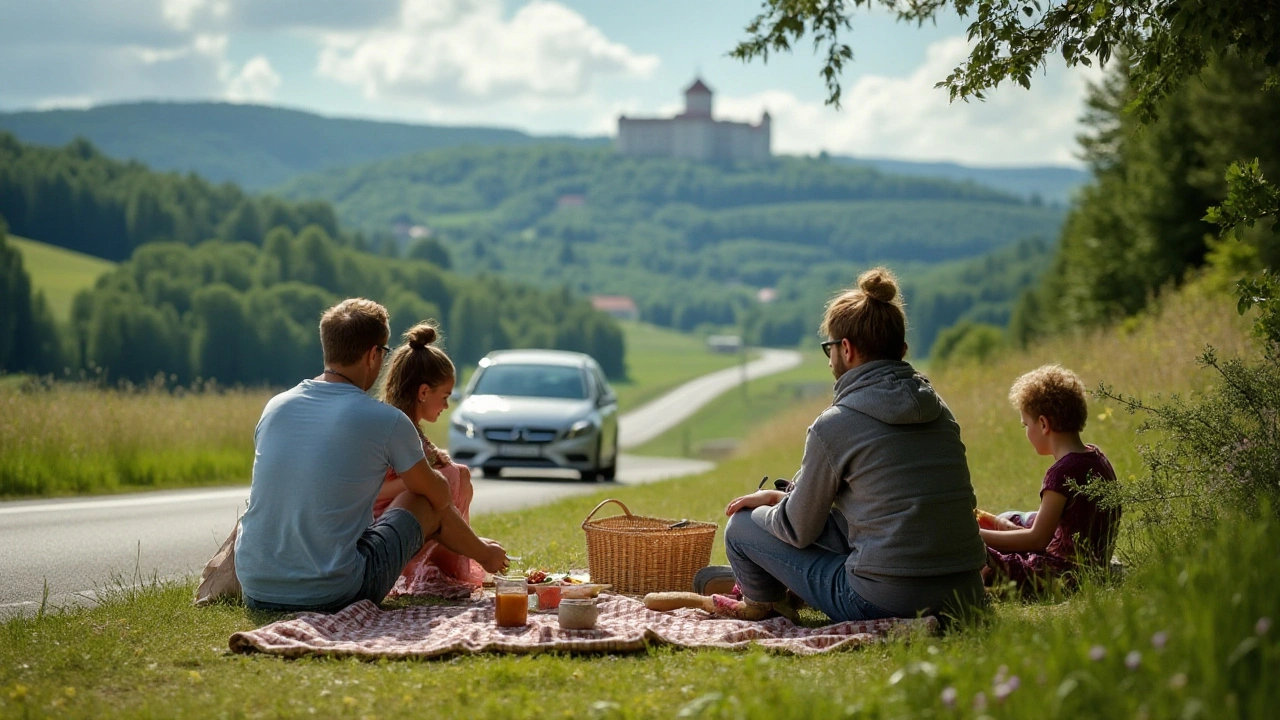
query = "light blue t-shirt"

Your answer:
(235, 380), (426, 606)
